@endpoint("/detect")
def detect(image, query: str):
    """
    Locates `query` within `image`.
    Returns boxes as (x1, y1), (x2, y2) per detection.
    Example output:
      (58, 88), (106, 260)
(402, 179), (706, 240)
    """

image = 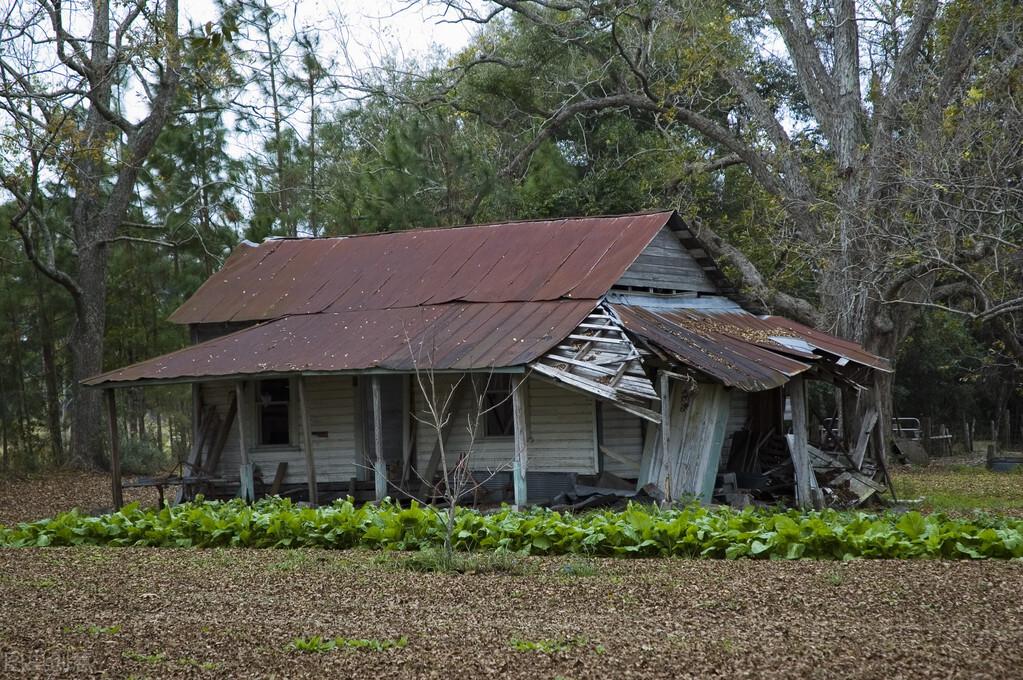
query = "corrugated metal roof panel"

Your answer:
(613, 305), (809, 391)
(86, 300), (597, 386)
(654, 309), (891, 372)
(611, 305), (889, 391)
(169, 212), (672, 325)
